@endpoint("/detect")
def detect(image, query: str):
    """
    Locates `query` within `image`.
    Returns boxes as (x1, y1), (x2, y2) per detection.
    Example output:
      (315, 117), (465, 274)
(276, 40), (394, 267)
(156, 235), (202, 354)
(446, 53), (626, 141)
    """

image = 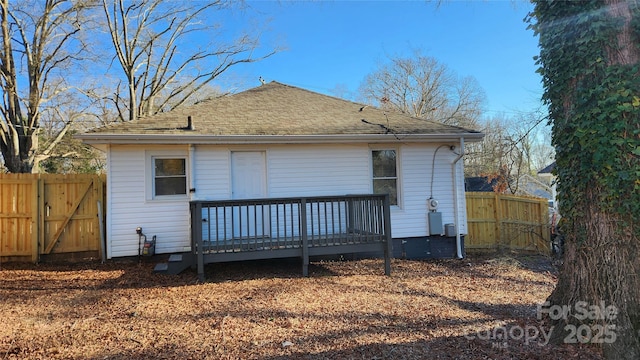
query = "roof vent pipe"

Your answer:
(187, 116), (195, 131)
